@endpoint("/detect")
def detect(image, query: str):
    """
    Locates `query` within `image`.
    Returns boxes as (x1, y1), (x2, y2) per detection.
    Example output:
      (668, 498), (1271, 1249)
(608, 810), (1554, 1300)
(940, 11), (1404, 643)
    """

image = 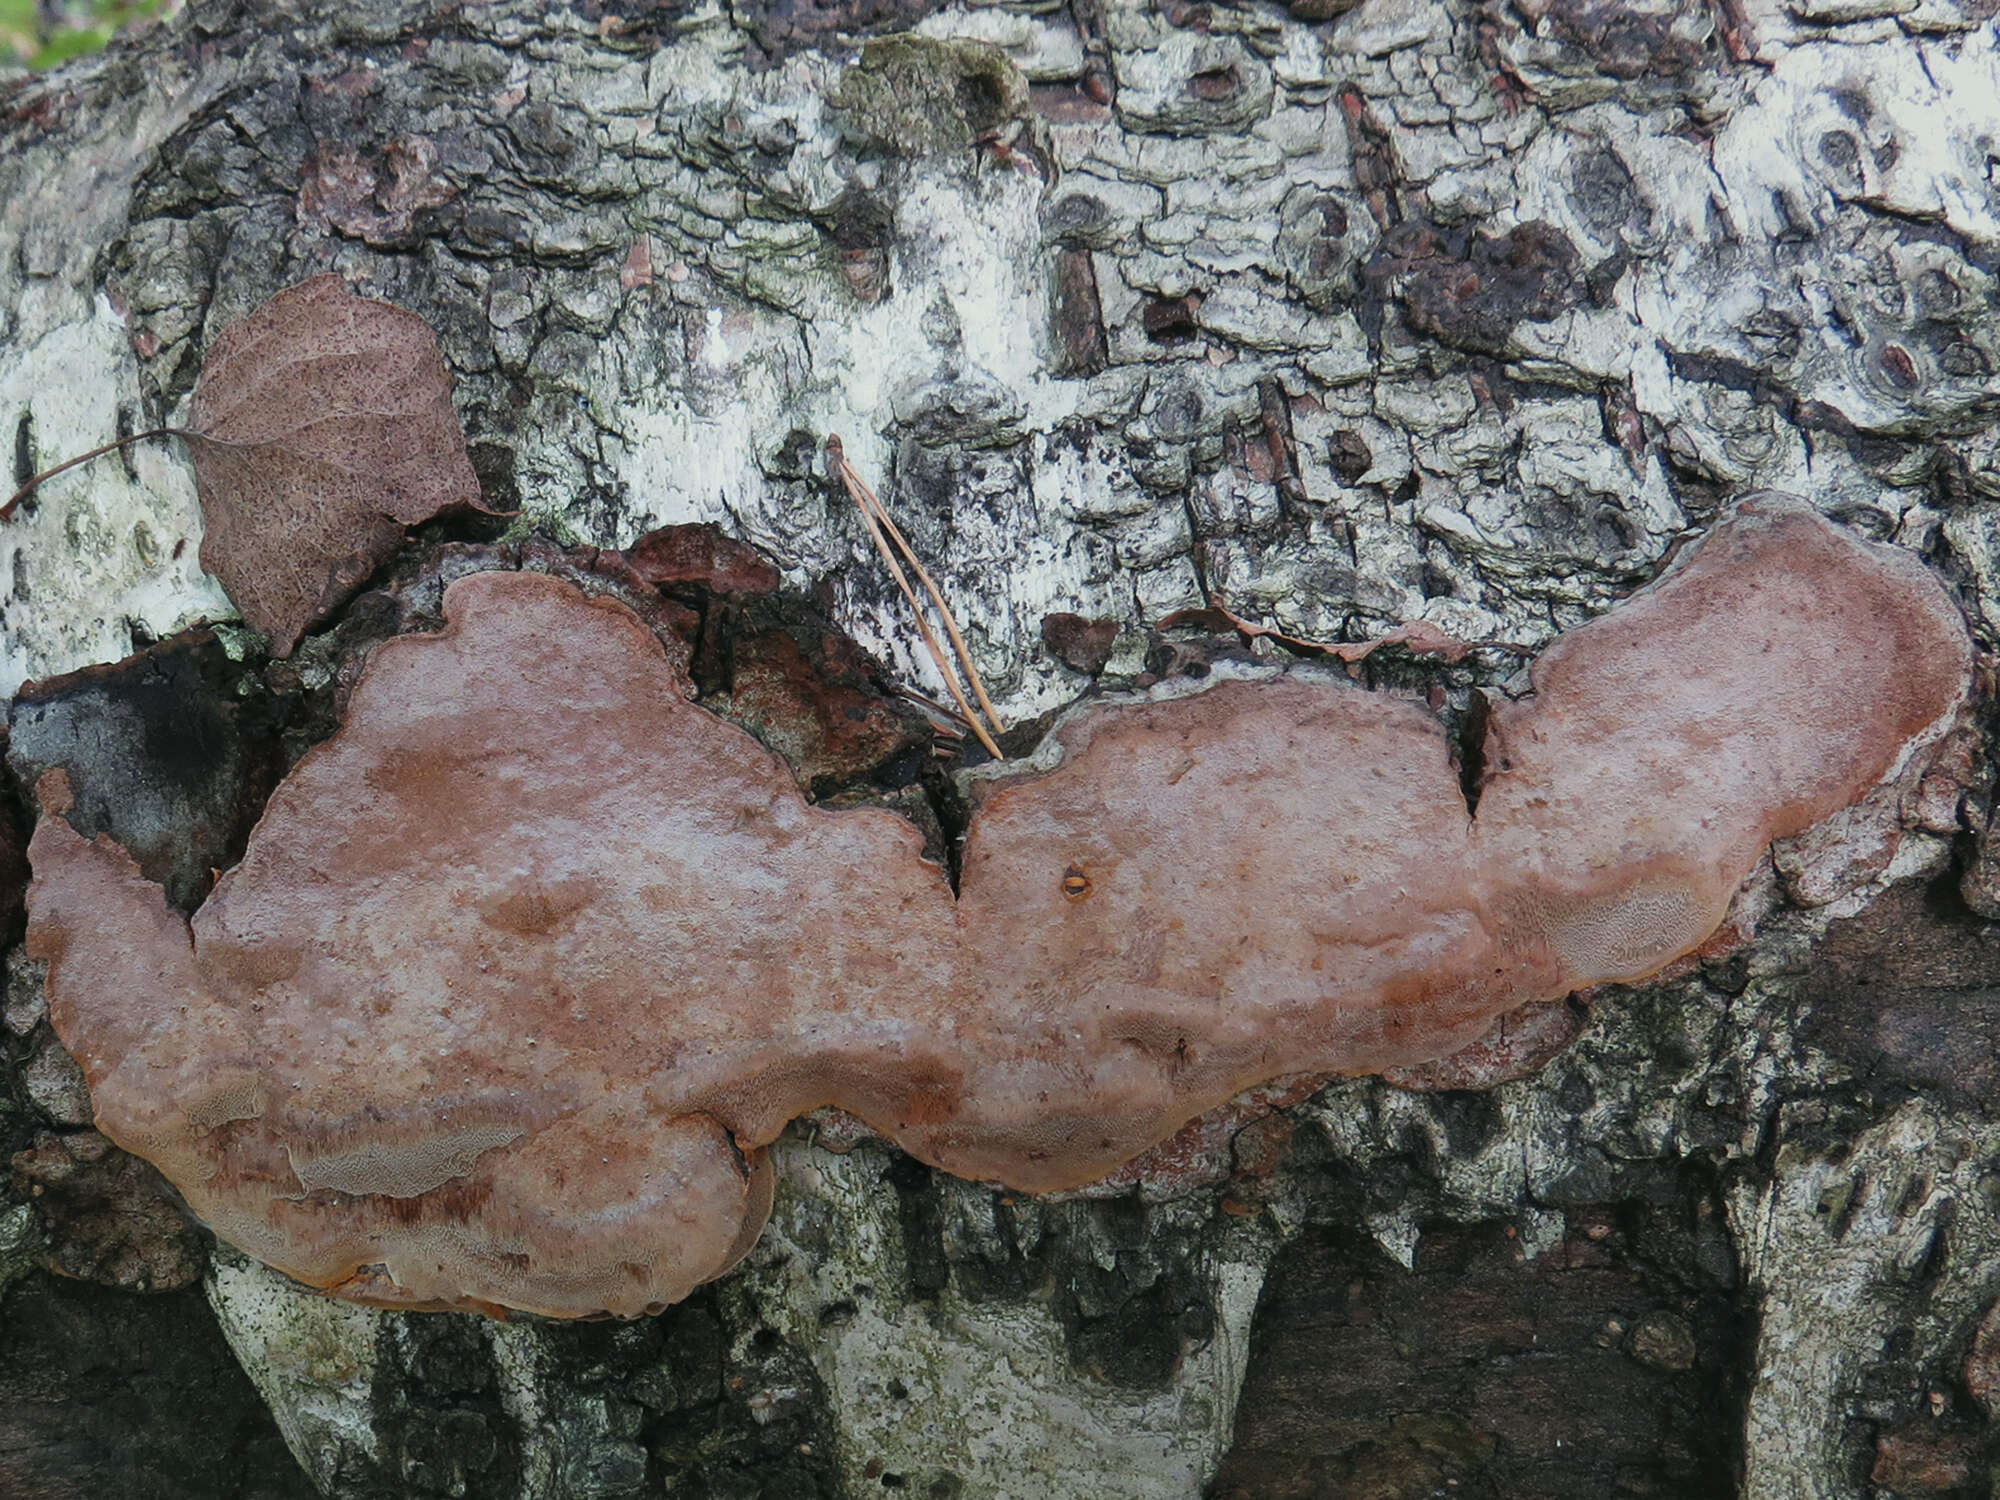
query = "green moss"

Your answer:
(0, 0), (170, 71)
(830, 34), (1029, 158)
